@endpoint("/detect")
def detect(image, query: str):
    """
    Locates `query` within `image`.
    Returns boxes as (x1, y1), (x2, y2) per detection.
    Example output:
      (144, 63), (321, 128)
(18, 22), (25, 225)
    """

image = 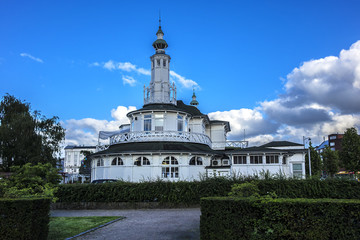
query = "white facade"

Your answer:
(64, 145), (96, 182)
(89, 25), (306, 182)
